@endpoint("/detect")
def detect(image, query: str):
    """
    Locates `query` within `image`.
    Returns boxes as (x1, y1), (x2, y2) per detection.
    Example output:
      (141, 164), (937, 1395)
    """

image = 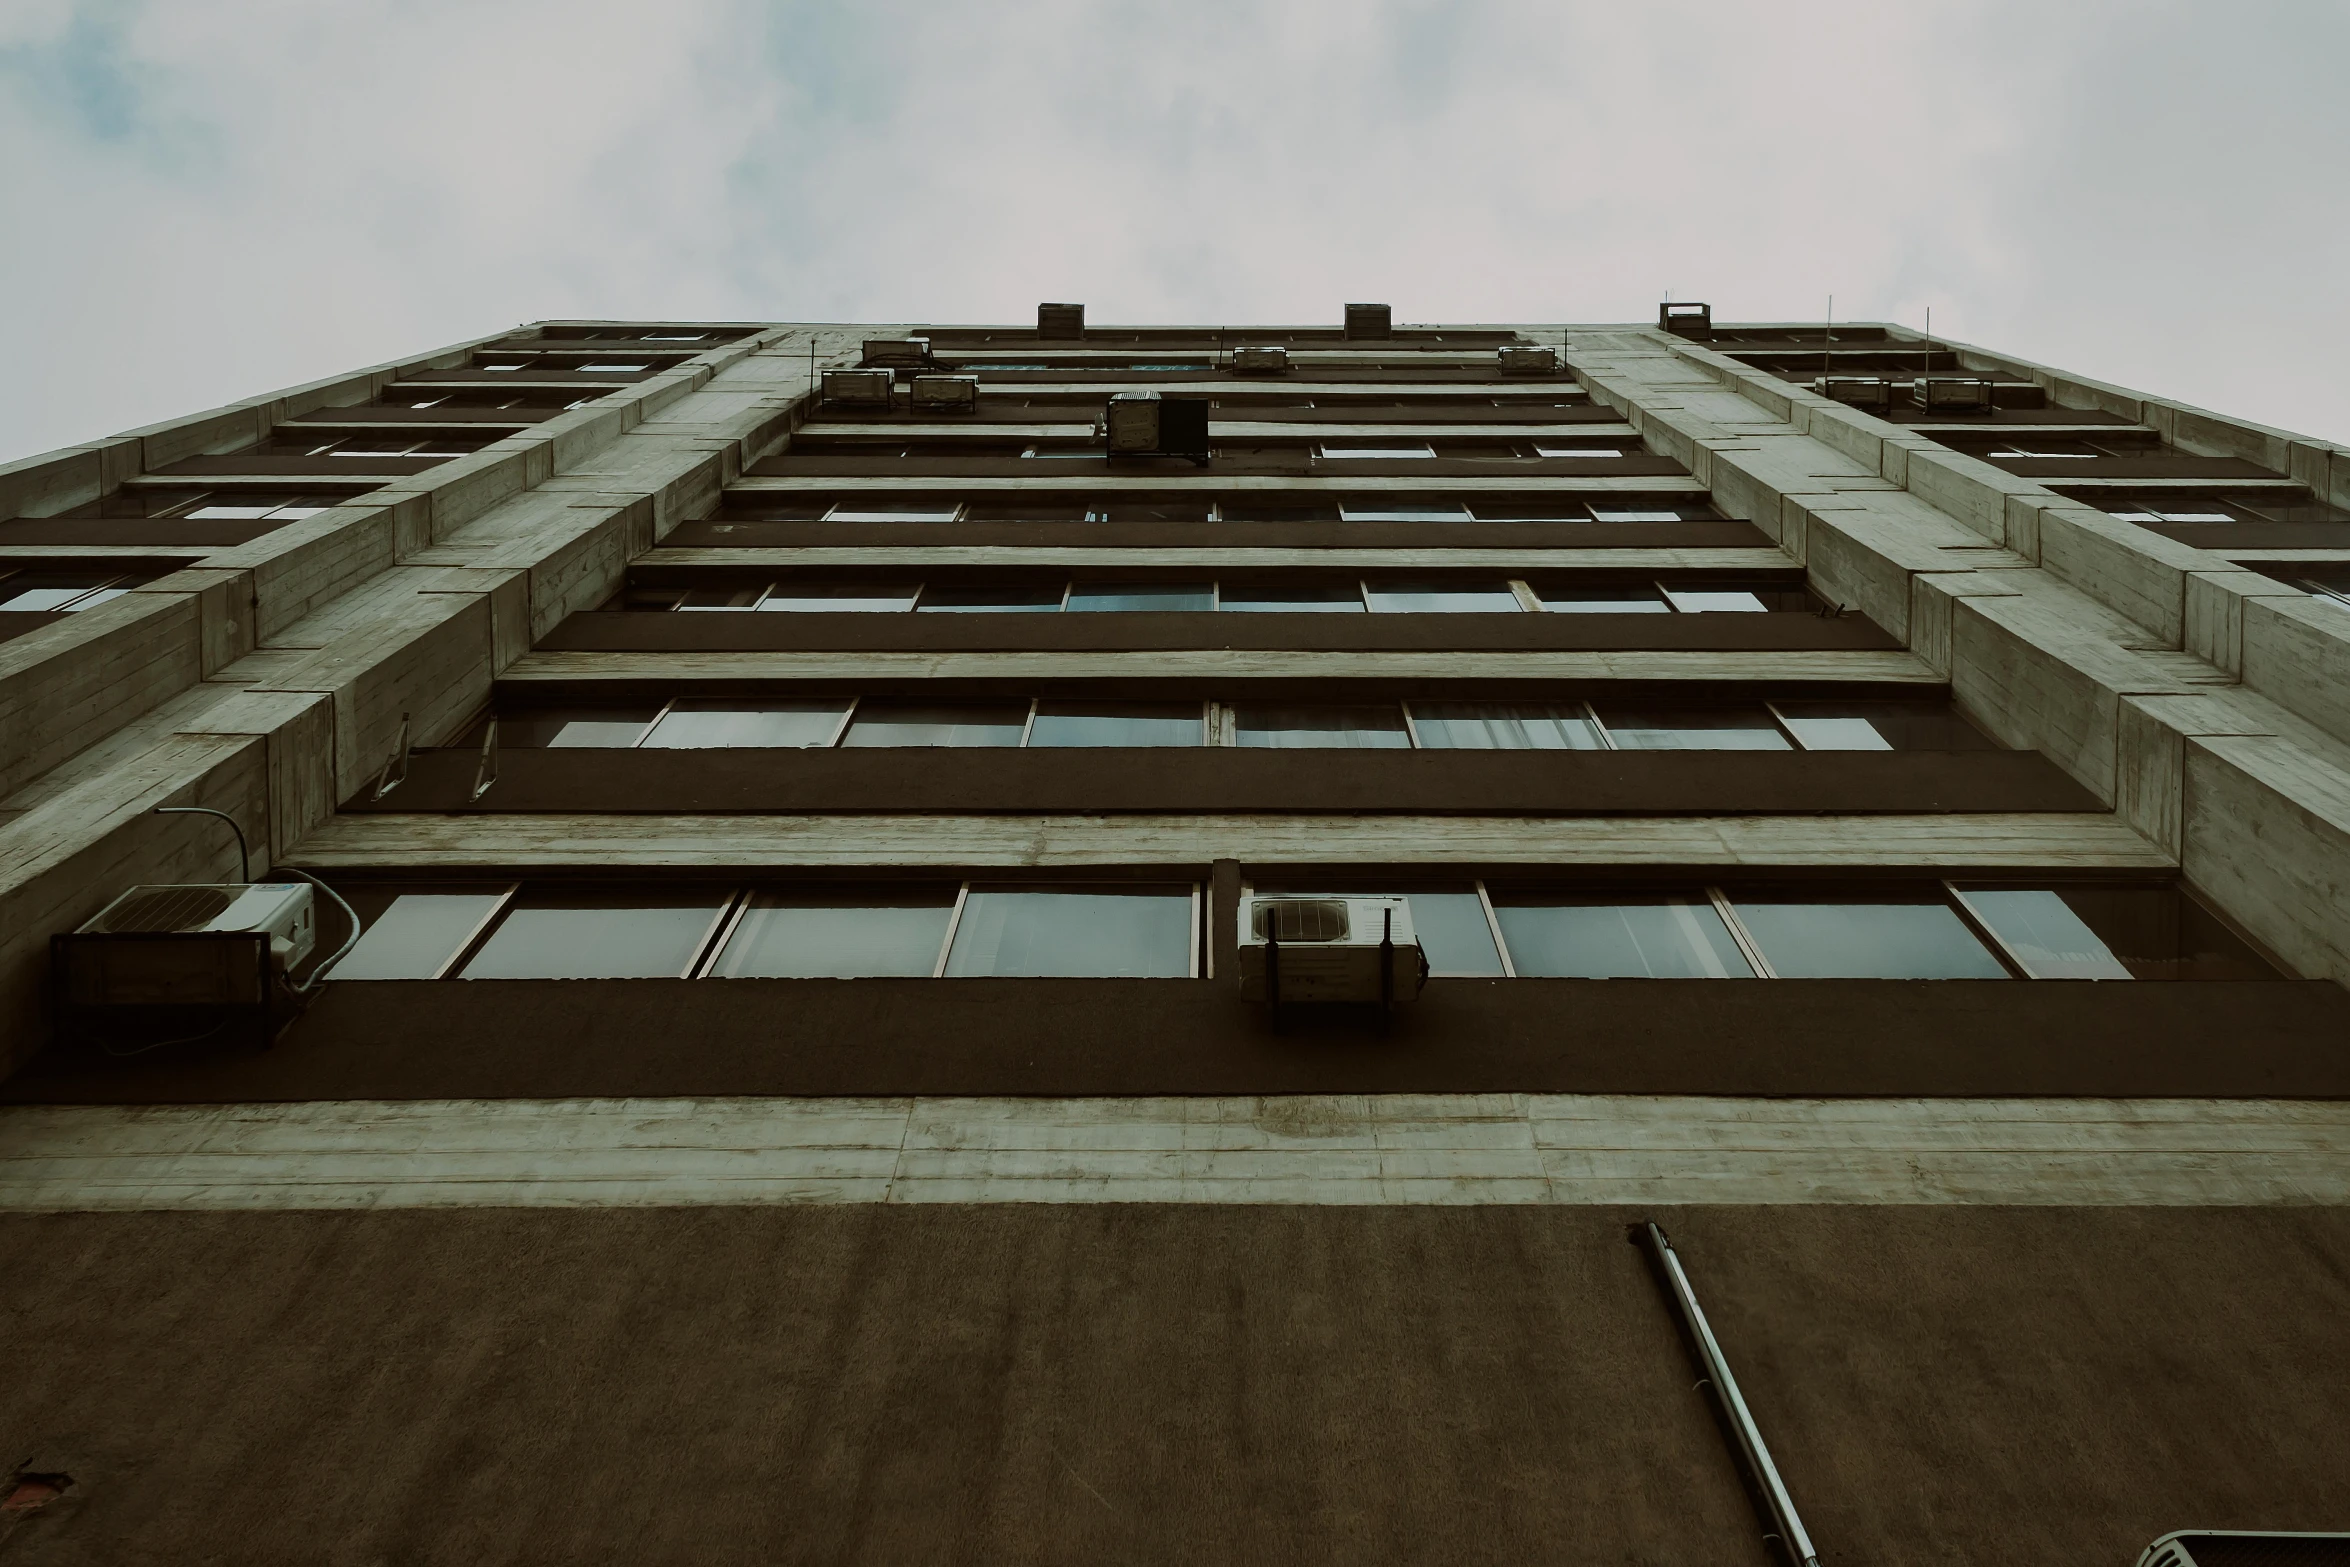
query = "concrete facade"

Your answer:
(2, 312), (2347, 1562)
